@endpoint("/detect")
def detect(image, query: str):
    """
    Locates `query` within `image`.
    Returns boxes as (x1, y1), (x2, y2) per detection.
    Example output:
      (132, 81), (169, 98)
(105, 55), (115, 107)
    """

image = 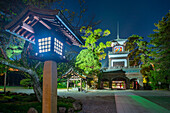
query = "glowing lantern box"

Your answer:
(33, 20), (69, 61)
(5, 7), (84, 62)
(36, 36), (64, 61)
